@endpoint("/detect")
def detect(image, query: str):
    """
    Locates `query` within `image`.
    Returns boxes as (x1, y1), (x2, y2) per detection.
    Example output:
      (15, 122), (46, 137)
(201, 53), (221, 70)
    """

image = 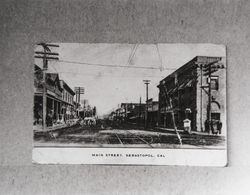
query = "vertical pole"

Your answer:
(78, 89), (80, 108)
(162, 84), (182, 145)
(36, 43), (59, 130)
(139, 97), (141, 126)
(42, 49), (47, 130)
(75, 91), (77, 104)
(78, 89), (80, 105)
(83, 99), (86, 118)
(56, 101), (59, 120)
(75, 90), (78, 117)
(208, 65), (212, 134)
(52, 99), (54, 121)
(200, 64), (203, 132)
(169, 97), (182, 144)
(175, 74), (180, 126)
(146, 83), (148, 128)
(78, 88), (80, 117)
(143, 80), (150, 129)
